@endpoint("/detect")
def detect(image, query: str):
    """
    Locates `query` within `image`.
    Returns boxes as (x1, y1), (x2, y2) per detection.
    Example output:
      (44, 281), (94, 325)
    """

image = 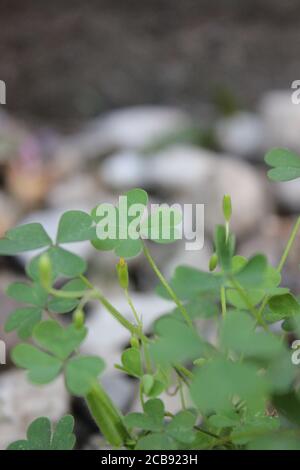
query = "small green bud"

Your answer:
(193, 358), (206, 367)
(142, 374), (155, 395)
(116, 257), (129, 290)
(209, 253), (218, 271)
(38, 253), (52, 289)
(73, 308), (85, 329)
(222, 194), (232, 222)
(130, 336), (139, 349)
